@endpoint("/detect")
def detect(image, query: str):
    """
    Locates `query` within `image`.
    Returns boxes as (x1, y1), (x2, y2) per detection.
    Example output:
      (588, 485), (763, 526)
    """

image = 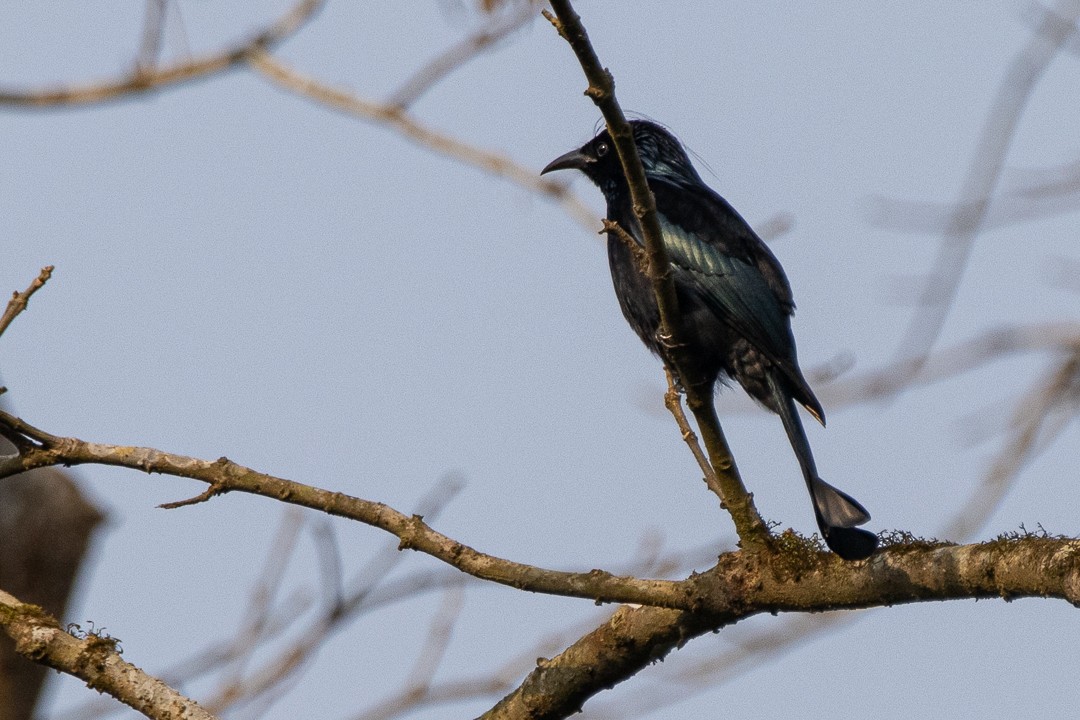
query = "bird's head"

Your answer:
(541, 120), (701, 194)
